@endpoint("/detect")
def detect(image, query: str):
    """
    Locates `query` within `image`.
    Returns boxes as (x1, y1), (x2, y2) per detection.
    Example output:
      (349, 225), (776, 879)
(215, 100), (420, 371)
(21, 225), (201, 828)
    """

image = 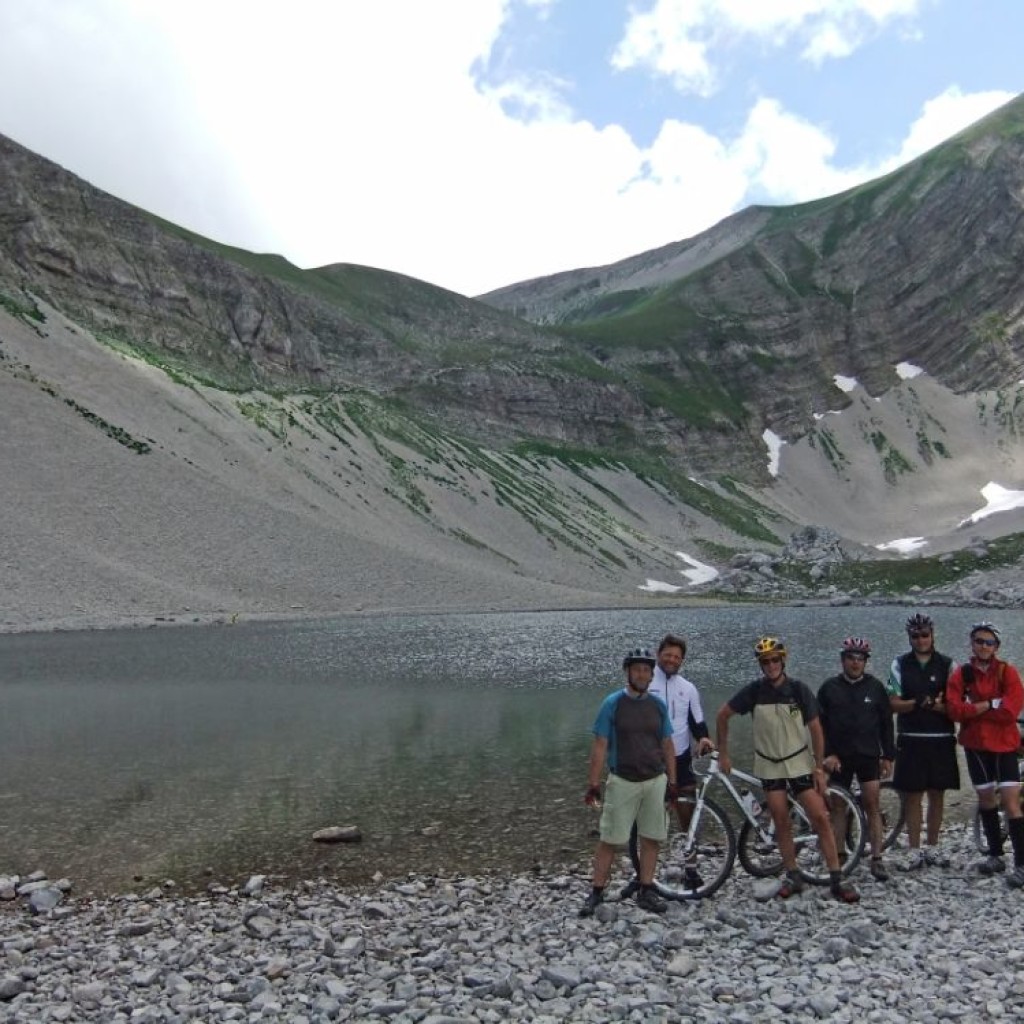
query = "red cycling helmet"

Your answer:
(840, 636), (871, 658)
